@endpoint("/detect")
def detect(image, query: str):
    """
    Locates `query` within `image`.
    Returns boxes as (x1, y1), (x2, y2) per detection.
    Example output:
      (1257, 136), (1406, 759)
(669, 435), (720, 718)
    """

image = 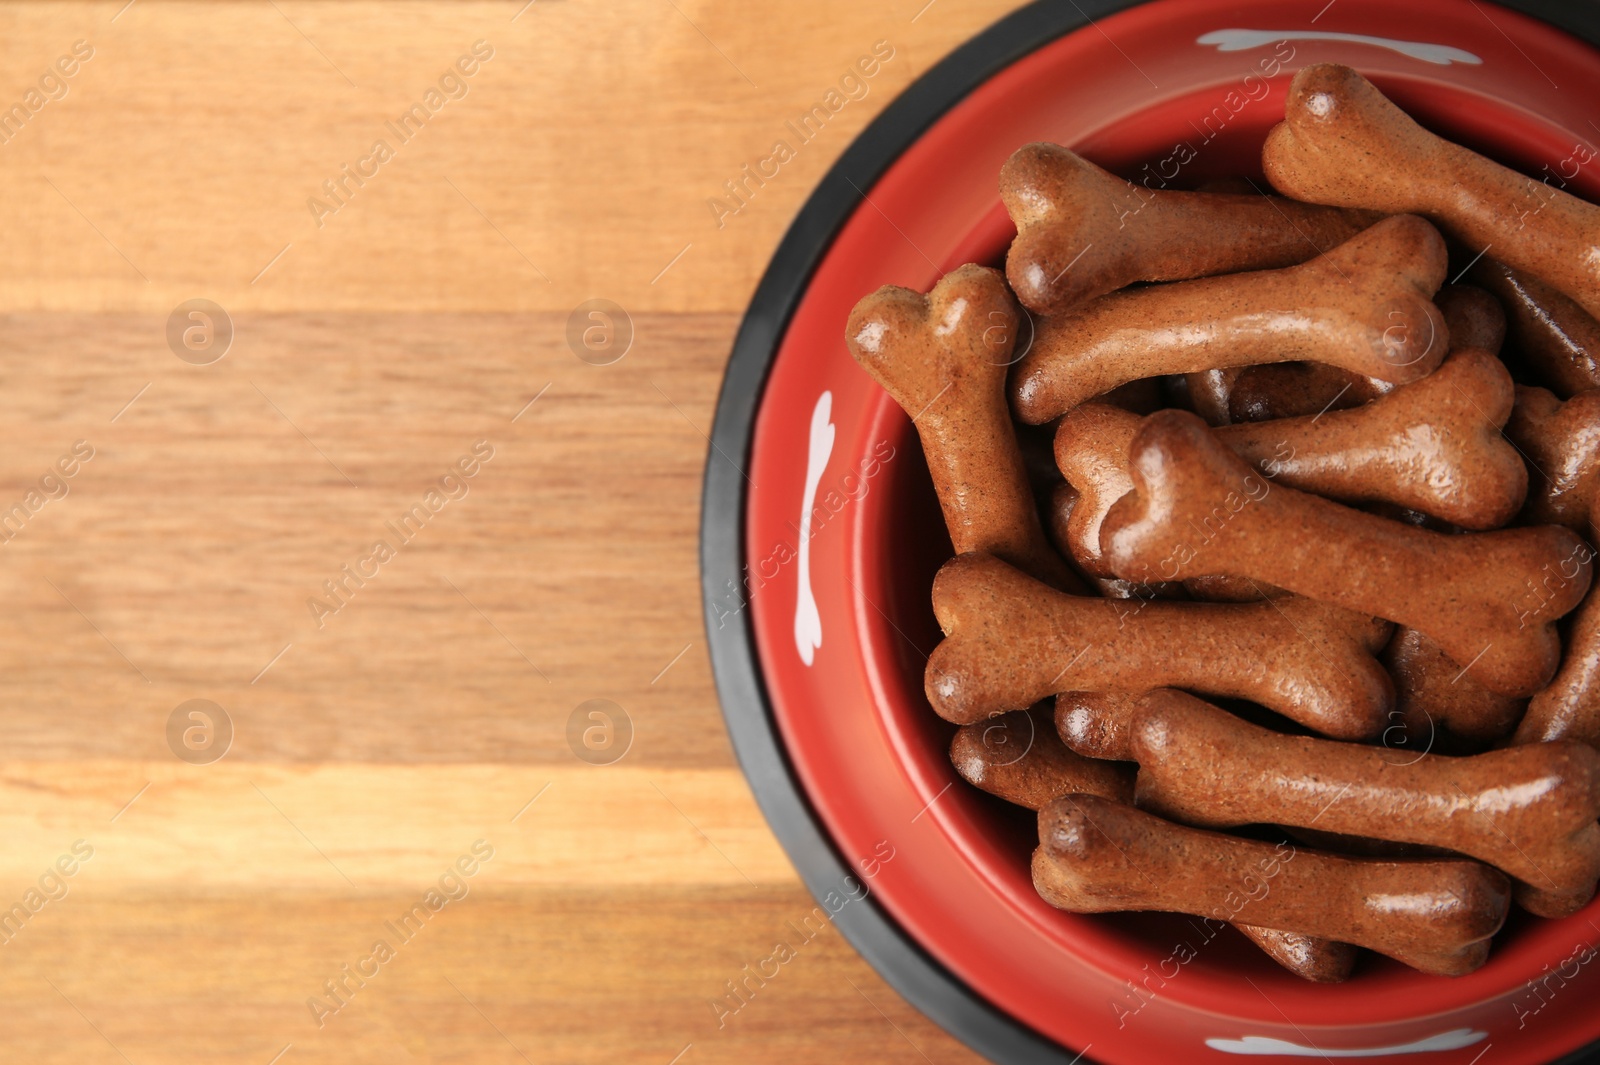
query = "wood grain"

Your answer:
(0, 0), (1029, 1060)
(4, 889), (975, 1064)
